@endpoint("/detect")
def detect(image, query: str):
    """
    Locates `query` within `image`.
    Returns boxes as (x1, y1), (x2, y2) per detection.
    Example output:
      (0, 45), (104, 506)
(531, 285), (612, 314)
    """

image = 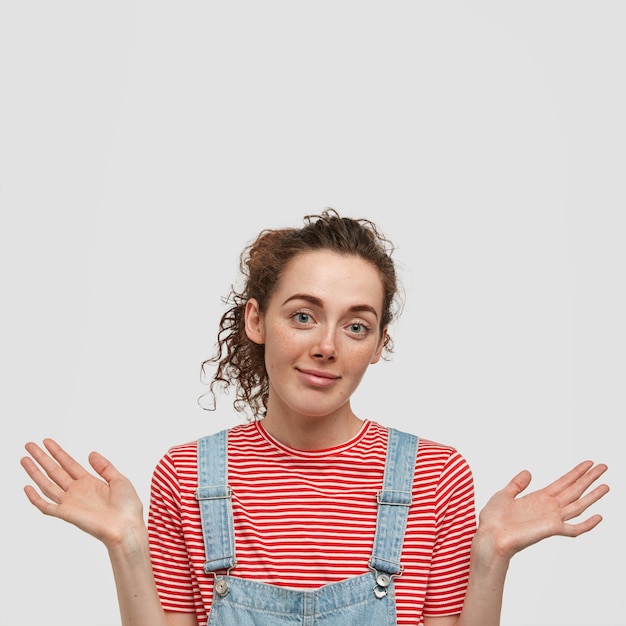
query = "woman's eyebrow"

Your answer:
(282, 293), (323, 307)
(349, 304), (379, 319)
(282, 294), (379, 319)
